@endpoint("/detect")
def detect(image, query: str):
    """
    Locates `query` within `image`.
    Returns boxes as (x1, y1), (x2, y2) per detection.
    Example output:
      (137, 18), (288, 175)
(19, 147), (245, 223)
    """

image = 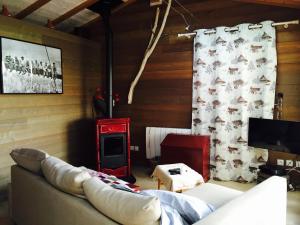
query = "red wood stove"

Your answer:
(96, 118), (130, 178)
(160, 134), (210, 182)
